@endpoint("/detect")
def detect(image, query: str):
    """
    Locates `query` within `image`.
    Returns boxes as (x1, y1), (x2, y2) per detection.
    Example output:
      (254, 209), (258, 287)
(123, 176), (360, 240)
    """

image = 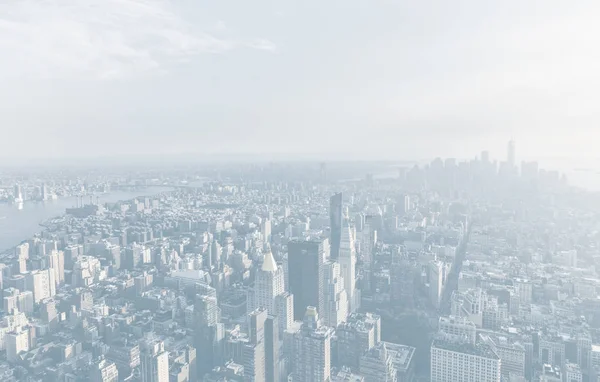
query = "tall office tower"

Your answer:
(47, 250), (65, 287)
(507, 139), (516, 168)
(14, 243), (29, 274)
(40, 183), (48, 201)
(13, 184), (23, 201)
(124, 243), (145, 270)
(481, 150), (490, 163)
(330, 193), (343, 260)
(243, 309), (267, 382)
(361, 216), (375, 294)
(64, 244), (82, 270)
(249, 246), (285, 316)
(288, 239), (326, 321)
(322, 261), (348, 327)
(6, 328), (29, 363)
(390, 253), (416, 308)
(339, 217), (356, 313)
(359, 343), (395, 382)
(336, 312), (381, 372)
(194, 286), (224, 379)
(438, 316), (477, 344)
(429, 261), (444, 309)
(211, 240), (222, 268)
(275, 292), (294, 335)
(3, 288), (34, 314)
(90, 359), (119, 382)
(265, 315), (280, 382)
(431, 340), (501, 382)
(26, 269), (54, 303)
(261, 219), (272, 243)
(294, 307), (334, 382)
(140, 337), (169, 382)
